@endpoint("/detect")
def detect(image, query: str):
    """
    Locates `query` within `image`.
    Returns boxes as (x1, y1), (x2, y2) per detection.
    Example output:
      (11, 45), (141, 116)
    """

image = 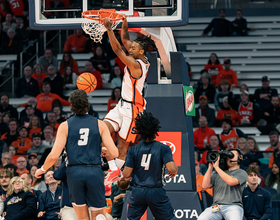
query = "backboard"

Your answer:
(29, 0), (188, 30)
